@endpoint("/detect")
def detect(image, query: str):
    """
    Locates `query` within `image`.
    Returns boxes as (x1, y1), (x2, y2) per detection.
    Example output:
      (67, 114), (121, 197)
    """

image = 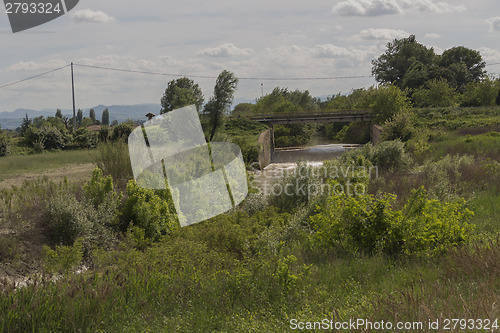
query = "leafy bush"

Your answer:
(24, 124), (69, 150)
(121, 181), (178, 240)
(74, 128), (99, 149)
(43, 239), (83, 275)
(370, 84), (412, 124)
(274, 124), (315, 147)
(44, 194), (93, 246)
(230, 136), (260, 164)
(371, 140), (412, 170)
(311, 187), (474, 257)
(342, 140), (412, 172)
(83, 168), (120, 209)
(111, 122), (134, 141)
(44, 173), (119, 252)
(412, 79), (460, 108)
(99, 126), (110, 142)
(382, 112), (415, 142)
(0, 131), (9, 157)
